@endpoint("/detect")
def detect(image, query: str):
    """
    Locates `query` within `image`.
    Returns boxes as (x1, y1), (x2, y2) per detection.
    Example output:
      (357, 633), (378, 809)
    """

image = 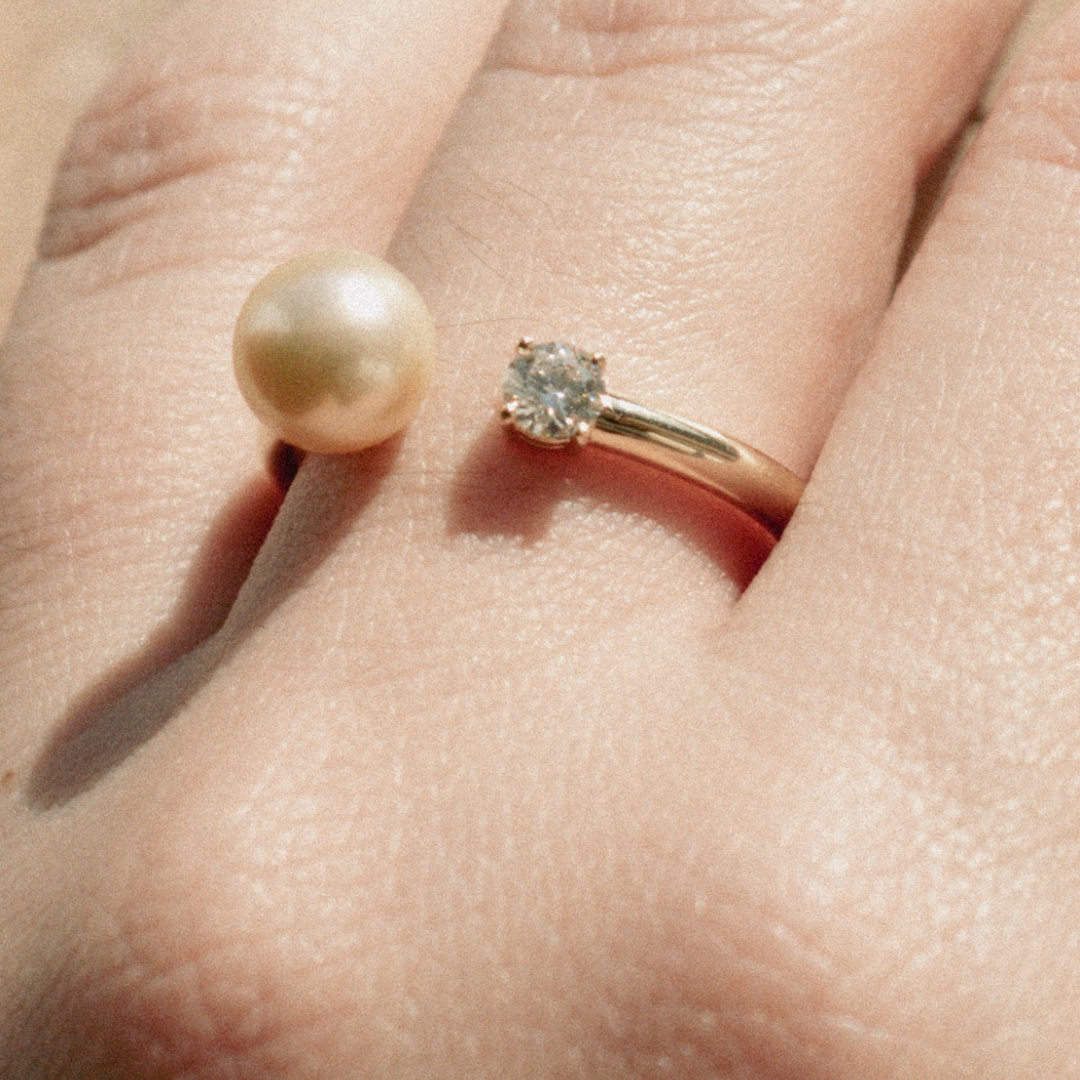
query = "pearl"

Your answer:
(233, 250), (436, 454)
